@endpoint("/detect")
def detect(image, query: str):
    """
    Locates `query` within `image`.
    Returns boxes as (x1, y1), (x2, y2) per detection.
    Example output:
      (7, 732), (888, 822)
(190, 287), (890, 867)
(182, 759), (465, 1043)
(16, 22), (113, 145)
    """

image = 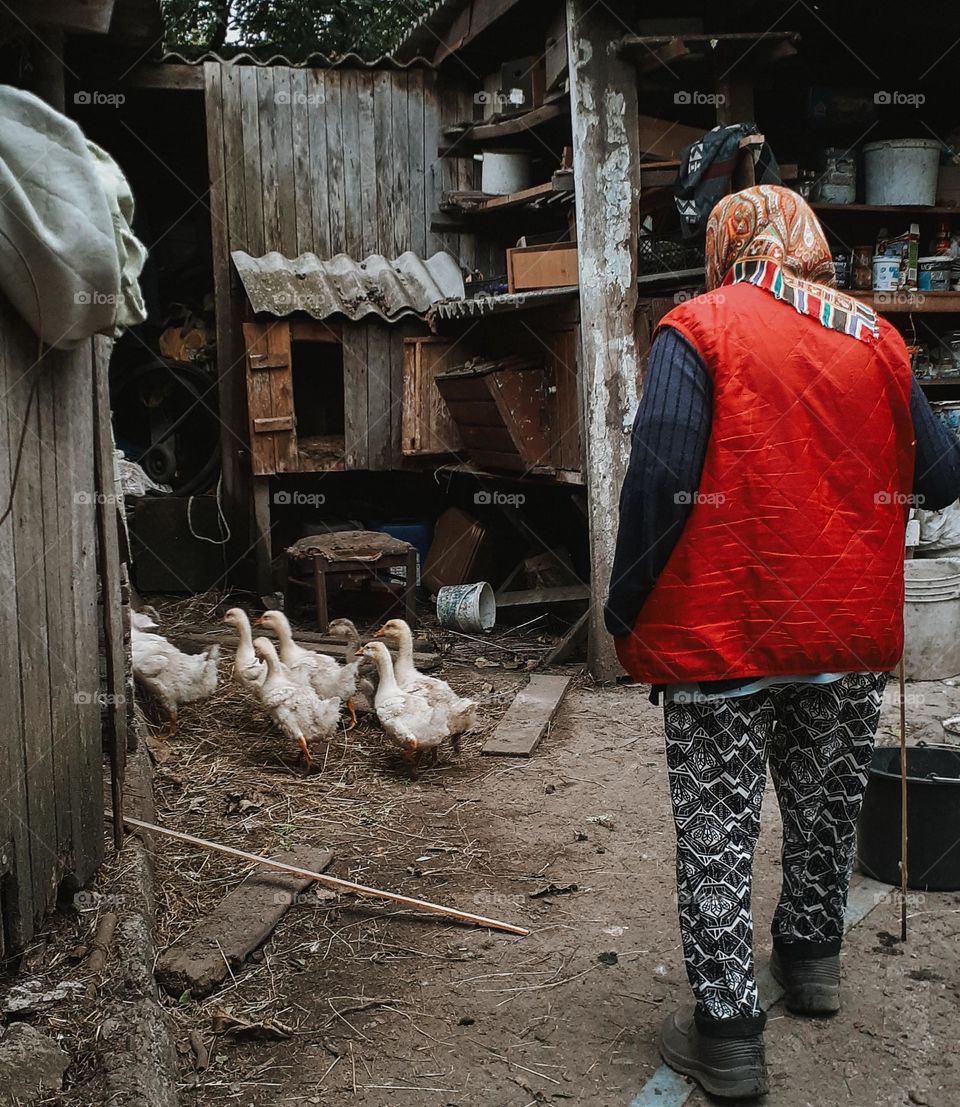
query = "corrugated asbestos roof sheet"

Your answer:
(232, 250), (465, 323)
(428, 286), (578, 326)
(160, 49), (434, 69)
